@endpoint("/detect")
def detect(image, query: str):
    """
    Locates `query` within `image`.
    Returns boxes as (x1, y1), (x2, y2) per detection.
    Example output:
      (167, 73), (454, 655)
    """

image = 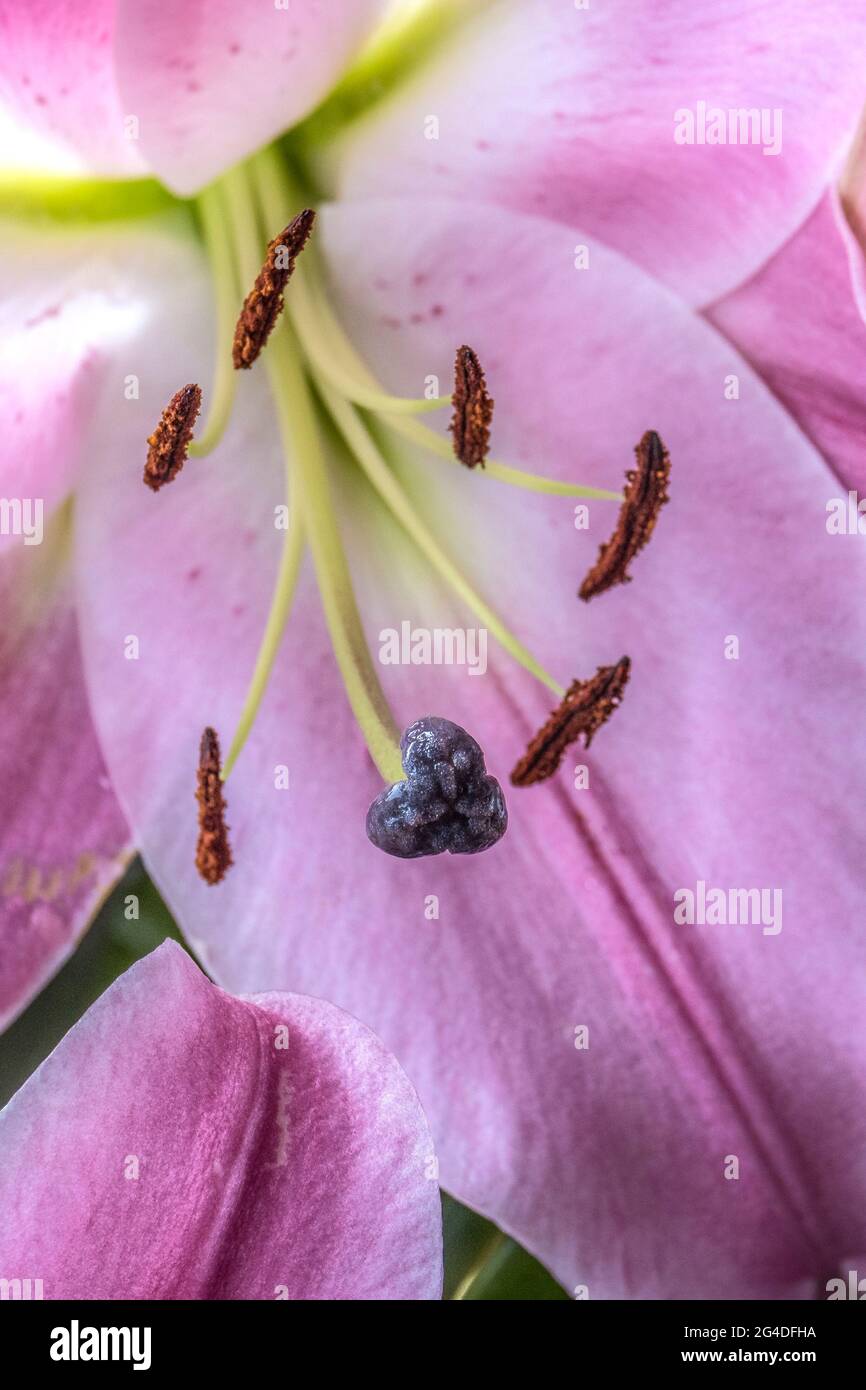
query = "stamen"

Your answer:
(232, 208), (315, 369)
(250, 155), (405, 785)
(319, 377), (563, 698)
(510, 657), (631, 787)
(250, 164), (620, 500)
(367, 716), (507, 858)
(195, 726), (233, 884)
(579, 430), (670, 601)
(144, 383), (202, 491)
(187, 182), (240, 458)
(450, 345), (493, 468)
(267, 321), (404, 784)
